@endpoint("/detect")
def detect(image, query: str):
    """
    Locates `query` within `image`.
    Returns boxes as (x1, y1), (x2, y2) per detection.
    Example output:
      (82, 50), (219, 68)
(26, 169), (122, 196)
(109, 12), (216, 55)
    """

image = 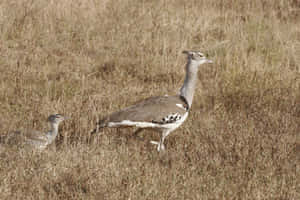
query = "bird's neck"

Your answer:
(179, 59), (199, 109)
(47, 123), (59, 140)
